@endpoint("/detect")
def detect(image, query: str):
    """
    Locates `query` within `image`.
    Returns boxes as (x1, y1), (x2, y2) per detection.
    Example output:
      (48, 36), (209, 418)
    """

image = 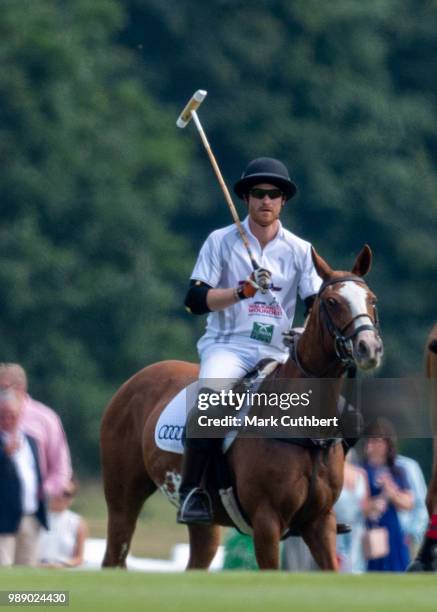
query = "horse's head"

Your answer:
(311, 245), (383, 371)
